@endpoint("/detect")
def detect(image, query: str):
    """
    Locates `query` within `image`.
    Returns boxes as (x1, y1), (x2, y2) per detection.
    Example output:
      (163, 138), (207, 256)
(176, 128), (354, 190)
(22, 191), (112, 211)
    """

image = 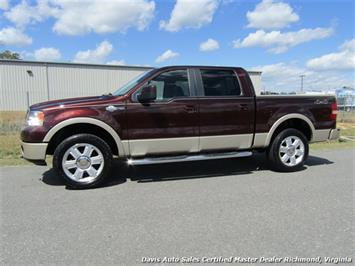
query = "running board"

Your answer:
(127, 151), (252, 165)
